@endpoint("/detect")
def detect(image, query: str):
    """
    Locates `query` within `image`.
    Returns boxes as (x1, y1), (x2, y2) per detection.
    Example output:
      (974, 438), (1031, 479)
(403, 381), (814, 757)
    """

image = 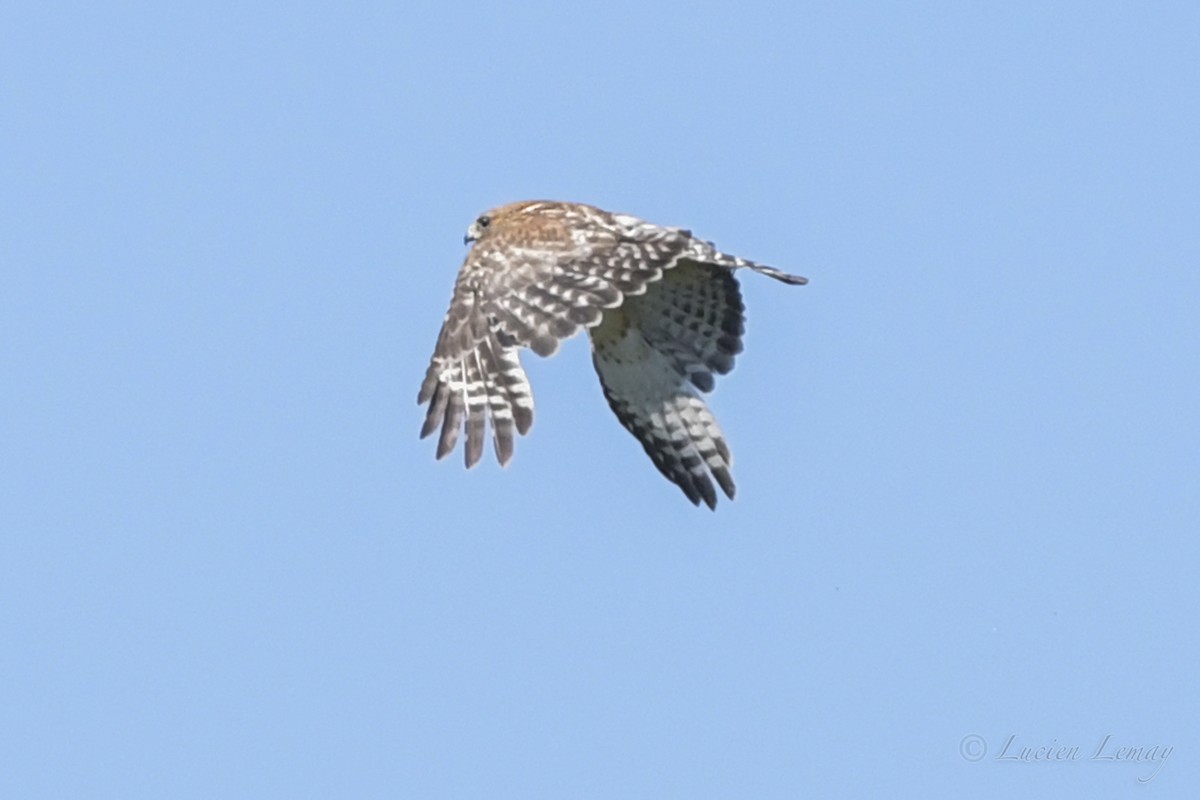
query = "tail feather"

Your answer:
(688, 238), (808, 285)
(746, 262), (808, 285)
